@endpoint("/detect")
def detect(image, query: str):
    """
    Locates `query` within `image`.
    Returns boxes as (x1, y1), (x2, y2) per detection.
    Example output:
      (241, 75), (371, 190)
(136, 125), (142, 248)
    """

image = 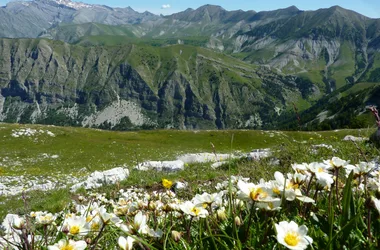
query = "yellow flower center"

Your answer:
(284, 232), (300, 246)
(61, 245), (74, 250)
(91, 222), (100, 231)
(286, 182), (299, 190)
(86, 215), (93, 222)
(249, 188), (266, 201)
(318, 167), (324, 173)
(69, 225), (80, 235)
(191, 207), (200, 216)
(273, 187), (281, 195)
(162, 179), (173, 189)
